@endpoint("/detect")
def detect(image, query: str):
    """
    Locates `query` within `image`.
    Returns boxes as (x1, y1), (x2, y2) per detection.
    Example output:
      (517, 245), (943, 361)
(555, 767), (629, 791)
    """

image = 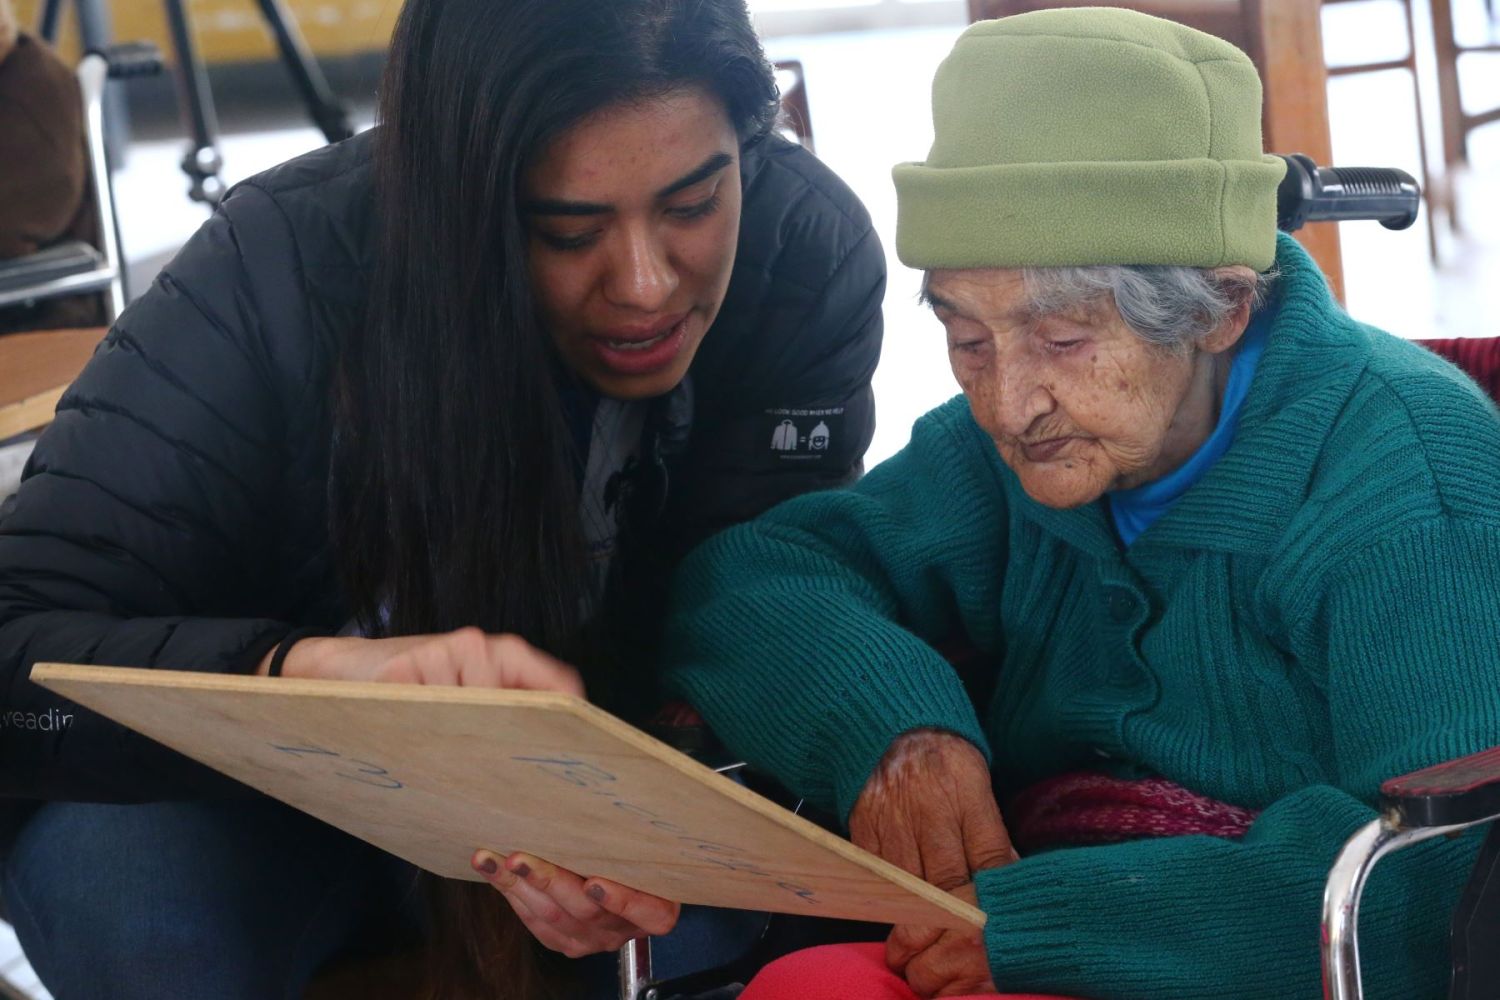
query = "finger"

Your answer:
(502, 863), (639, 951)
(582, 877), (681, 937)
(916, 817), (973, 892)
(472, 850), (586, 934)
(885, 922), (943, 974)
(402, 634), (462, 686)
(906, 929), (991, 999)
(905, 949), (944, 1000)
(904, 938), (962, 1000)
(505, 853), (635, 932)
(471, 848), (509, 887)
(962, 792), (1019, 872)
(373, 654), (421, 684)
(499, 879), (595, 958)
(490, 635), (587, 697)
